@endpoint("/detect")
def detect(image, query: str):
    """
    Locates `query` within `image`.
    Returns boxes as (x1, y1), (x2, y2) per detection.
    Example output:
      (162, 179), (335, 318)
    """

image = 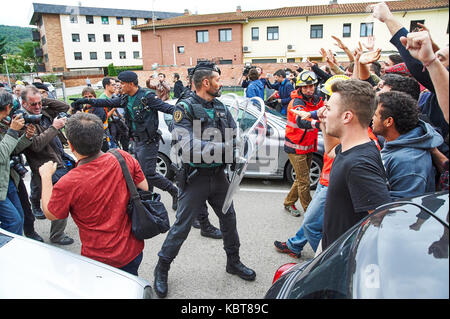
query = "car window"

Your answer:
(0, 232), (13, 248)
(265, 105), (286, 119)
(287, 227), (359, 299)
